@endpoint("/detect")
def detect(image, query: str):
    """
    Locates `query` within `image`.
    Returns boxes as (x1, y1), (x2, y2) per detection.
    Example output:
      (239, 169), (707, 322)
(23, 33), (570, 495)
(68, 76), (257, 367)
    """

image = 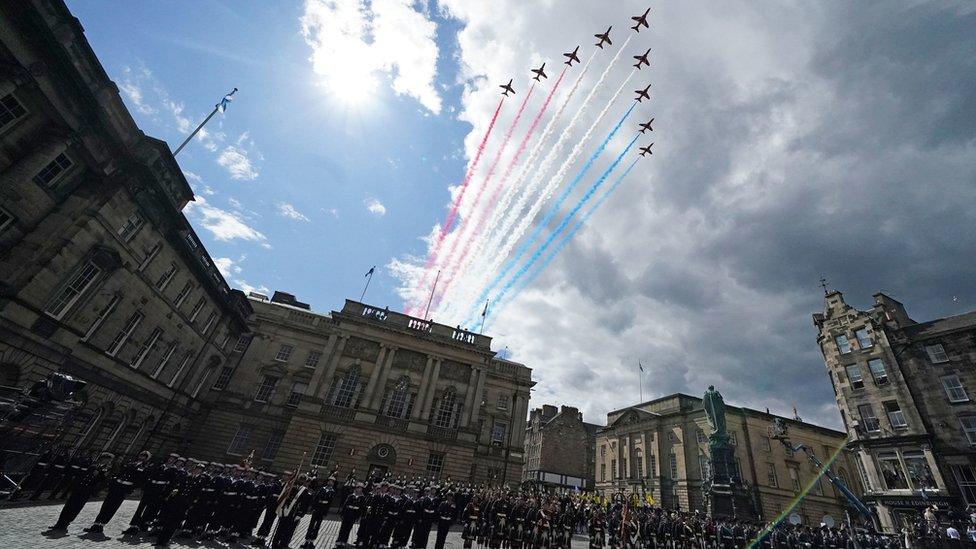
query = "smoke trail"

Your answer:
(467, 88), (636, 324)
(406, 97), (504, 314)
(484, 158), (639, 324)
(428, 83), (538, 313)
(436, 69), (568, 313)
(488, 133), (641, 317)
(464, 37), (635, 317)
